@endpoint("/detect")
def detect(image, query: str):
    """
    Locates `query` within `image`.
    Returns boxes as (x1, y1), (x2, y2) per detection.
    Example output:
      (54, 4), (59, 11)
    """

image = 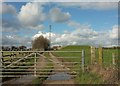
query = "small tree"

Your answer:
(32, 35), (50, 51)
